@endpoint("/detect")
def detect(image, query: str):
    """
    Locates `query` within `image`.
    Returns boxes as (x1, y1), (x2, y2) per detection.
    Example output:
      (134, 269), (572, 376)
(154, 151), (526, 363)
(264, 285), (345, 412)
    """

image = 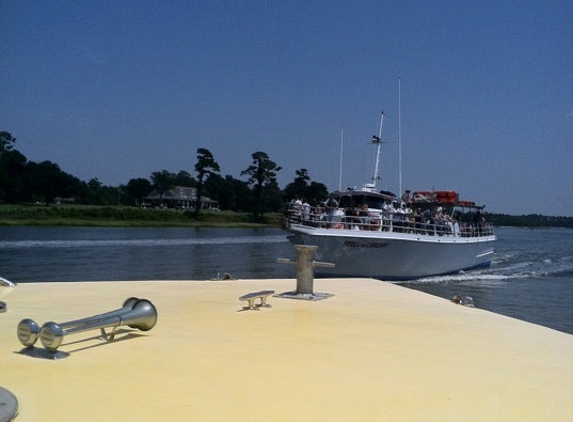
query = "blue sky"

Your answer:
(1, 1), (572, 216)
